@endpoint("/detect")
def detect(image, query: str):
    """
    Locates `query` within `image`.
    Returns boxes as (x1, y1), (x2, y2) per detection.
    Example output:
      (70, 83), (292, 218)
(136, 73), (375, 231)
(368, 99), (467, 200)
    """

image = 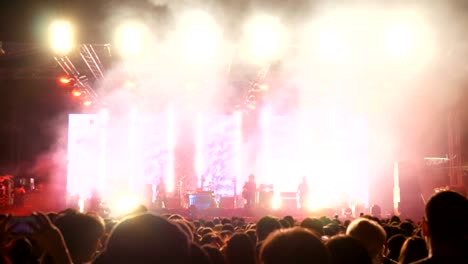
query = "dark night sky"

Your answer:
(1, 0), (468, 175)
